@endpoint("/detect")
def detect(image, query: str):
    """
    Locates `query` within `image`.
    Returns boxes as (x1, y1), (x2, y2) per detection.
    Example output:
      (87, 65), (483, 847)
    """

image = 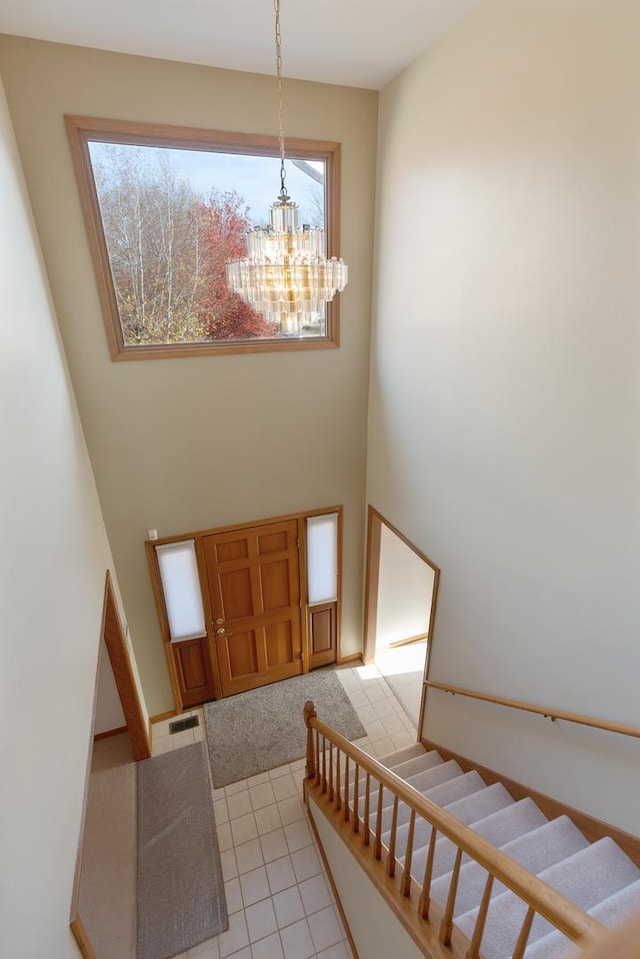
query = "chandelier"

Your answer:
(226, 0), (348, 336)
